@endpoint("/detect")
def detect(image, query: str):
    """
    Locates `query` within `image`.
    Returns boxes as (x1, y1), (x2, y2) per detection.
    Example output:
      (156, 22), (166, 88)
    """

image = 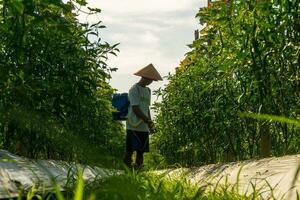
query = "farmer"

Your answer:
(123, 63), (163, 169)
